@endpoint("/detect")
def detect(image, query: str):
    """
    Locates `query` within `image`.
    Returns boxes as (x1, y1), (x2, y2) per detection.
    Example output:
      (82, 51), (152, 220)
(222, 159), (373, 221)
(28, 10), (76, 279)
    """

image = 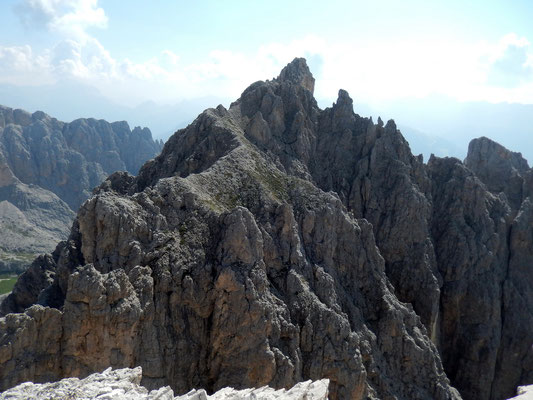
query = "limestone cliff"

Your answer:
(0, 58), (532, 400)
(0, 105), (163, 210)
(0, 106), (163, 272)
